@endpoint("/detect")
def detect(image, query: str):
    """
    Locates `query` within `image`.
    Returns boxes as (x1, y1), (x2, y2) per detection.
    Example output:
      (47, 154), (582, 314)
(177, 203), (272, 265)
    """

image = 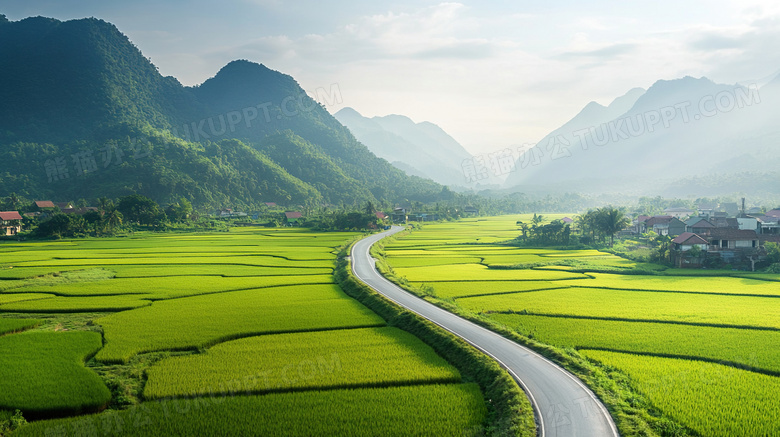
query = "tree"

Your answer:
(595, 206), (631, 247)
(766, 242), (780, 264)
(117, 194), (163, 225)
(165, 197), (193, 223)
(364, 201), (375, 215)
